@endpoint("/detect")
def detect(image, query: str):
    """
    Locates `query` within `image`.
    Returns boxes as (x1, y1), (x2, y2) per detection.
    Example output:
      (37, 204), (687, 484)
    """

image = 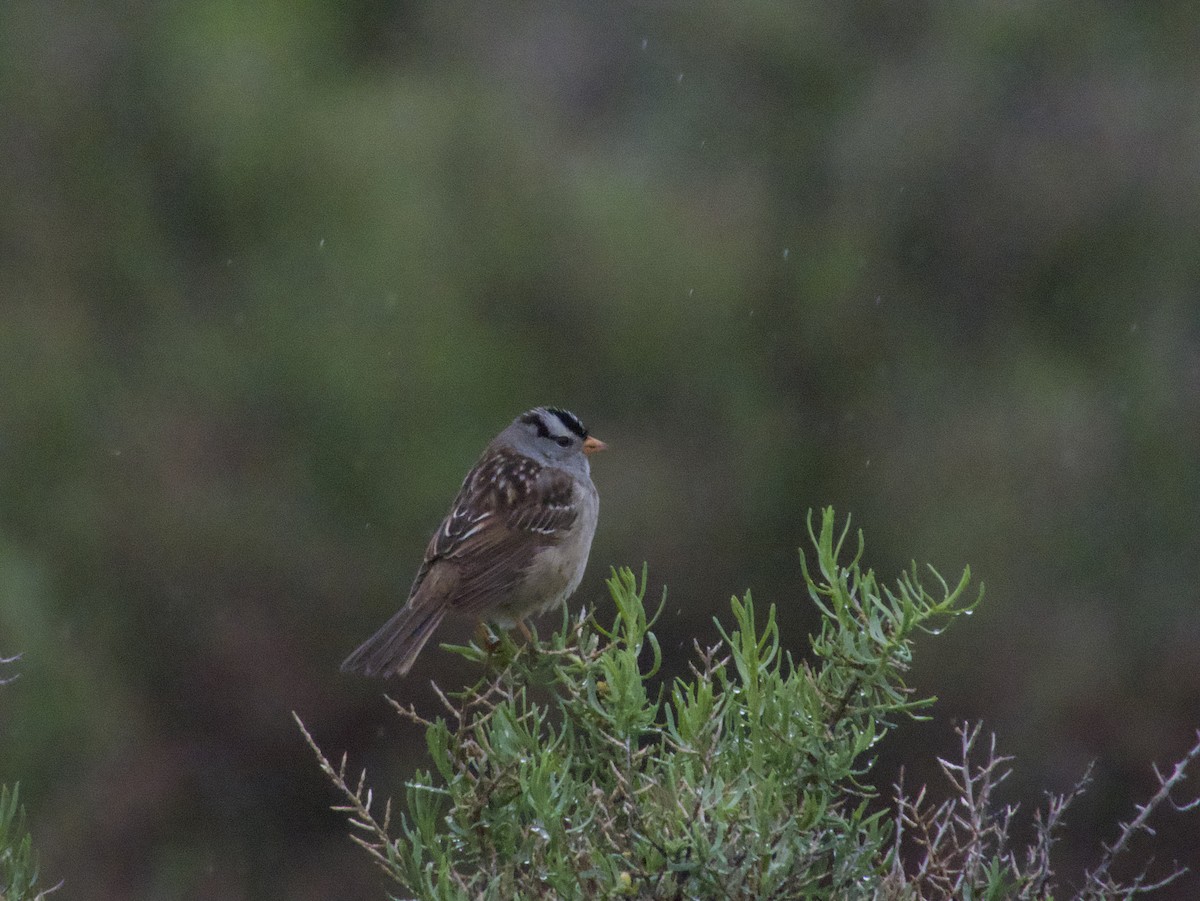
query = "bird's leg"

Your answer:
(475, 622), (499, 652)
(515, 619), (541, 665)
